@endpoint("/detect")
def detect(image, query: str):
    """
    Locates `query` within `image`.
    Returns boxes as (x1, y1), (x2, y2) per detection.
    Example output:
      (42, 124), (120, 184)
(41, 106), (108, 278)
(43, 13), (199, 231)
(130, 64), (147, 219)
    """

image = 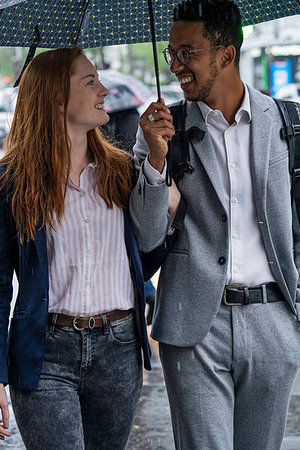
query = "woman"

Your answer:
(0, 47), (150, 449)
